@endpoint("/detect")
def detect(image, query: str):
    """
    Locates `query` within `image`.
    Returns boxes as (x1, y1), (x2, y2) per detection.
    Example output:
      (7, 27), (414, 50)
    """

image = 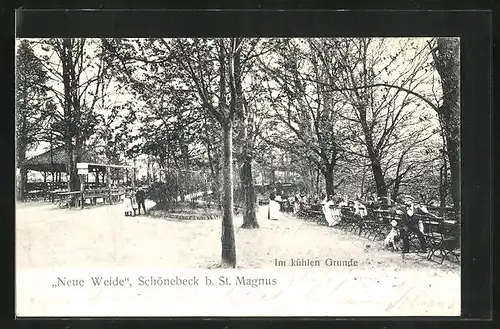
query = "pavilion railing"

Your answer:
(26, 181), (67, 192)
